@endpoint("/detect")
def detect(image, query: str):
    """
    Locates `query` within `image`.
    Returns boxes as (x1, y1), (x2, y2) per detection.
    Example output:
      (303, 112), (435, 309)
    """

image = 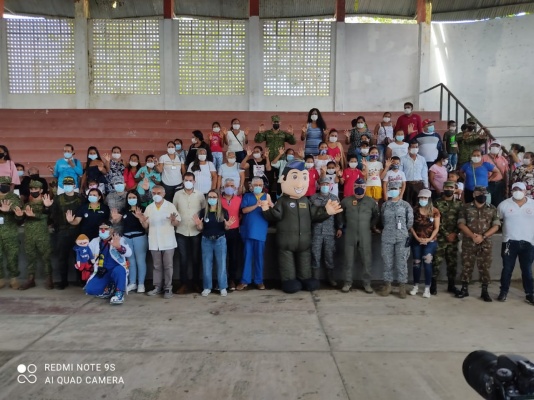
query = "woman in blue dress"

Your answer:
(301, 108), (327, 156)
